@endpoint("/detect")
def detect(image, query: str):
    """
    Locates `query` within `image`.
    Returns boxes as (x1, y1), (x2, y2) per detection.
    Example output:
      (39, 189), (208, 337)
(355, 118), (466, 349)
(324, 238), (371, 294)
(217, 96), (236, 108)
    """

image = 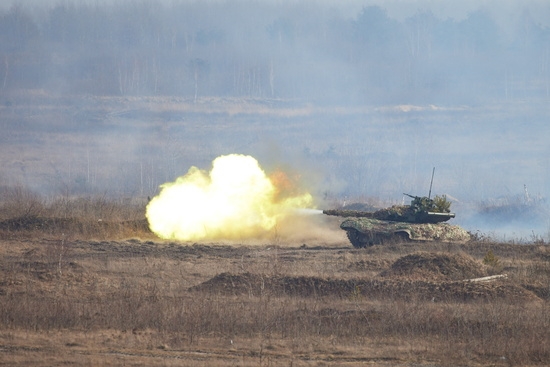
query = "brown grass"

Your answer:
(0, 187), (152, 240)
(0, 193), (549, 366)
